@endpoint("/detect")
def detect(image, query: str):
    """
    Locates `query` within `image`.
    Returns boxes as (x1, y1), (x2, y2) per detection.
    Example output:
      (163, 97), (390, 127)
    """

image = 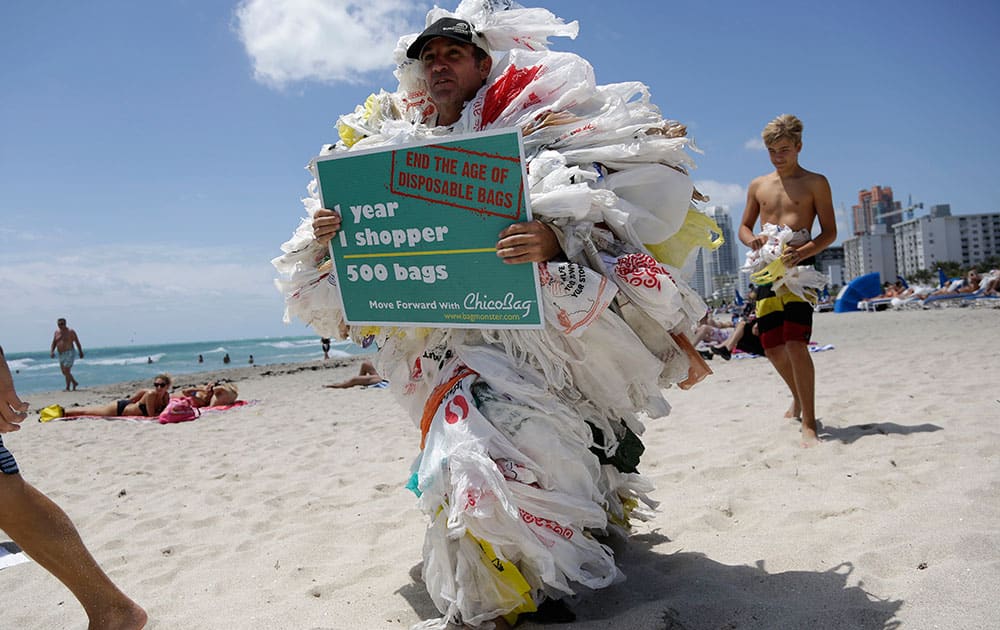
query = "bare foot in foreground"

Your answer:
(89, 601), (147, 630)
